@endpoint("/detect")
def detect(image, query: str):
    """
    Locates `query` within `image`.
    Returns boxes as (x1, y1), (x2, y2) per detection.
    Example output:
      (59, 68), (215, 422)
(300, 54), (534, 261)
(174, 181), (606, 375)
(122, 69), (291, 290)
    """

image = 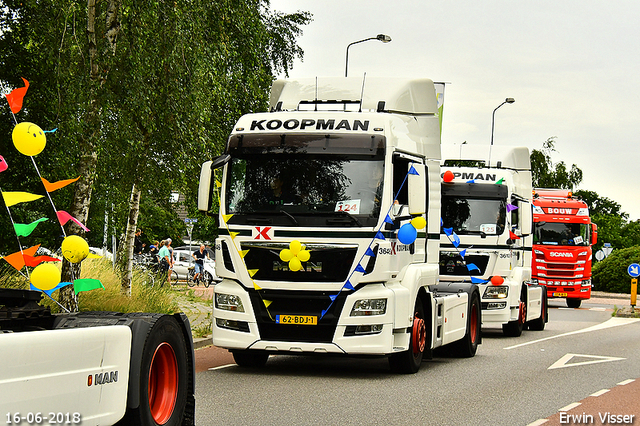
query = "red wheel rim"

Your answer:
(519, 301), (526, 325)
(412, 314), (426, 354)
(148, 342), (178, 424)
(469, 303), (478, 344)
